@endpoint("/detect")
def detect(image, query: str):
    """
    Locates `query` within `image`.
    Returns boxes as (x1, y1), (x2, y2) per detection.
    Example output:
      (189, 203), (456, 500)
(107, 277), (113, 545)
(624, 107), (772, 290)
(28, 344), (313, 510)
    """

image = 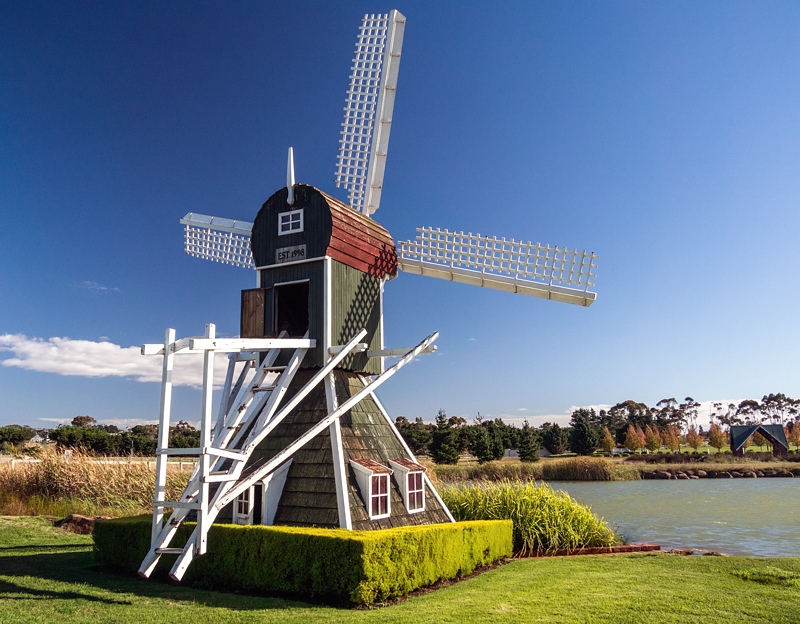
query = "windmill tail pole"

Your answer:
(286, 147), (295, 205)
